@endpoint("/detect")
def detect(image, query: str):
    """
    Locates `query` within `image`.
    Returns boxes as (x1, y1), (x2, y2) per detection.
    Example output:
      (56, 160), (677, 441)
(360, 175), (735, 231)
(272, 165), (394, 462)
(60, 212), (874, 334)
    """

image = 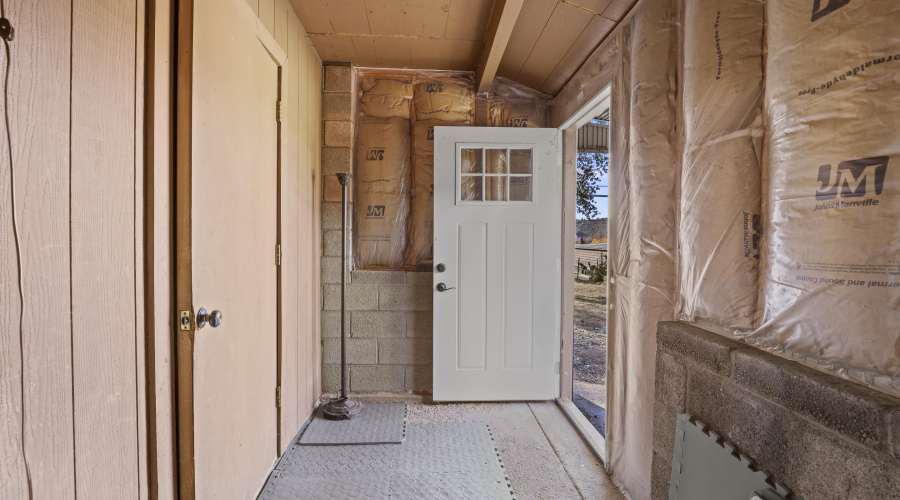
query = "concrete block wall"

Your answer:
(320, 64), (433, 395)
(652, 322), (900, 500)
